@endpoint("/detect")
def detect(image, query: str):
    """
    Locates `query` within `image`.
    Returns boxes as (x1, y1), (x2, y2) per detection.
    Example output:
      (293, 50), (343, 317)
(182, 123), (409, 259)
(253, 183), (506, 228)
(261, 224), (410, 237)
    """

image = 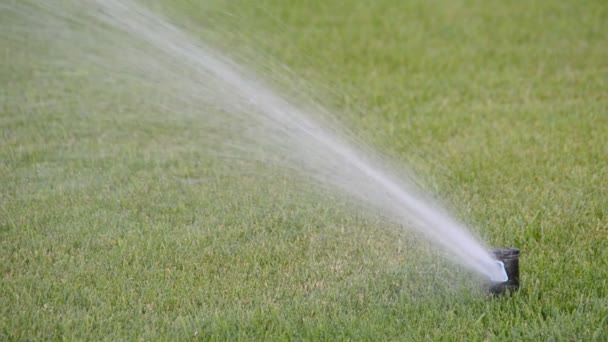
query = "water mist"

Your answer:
(2, 0), (510, 284)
